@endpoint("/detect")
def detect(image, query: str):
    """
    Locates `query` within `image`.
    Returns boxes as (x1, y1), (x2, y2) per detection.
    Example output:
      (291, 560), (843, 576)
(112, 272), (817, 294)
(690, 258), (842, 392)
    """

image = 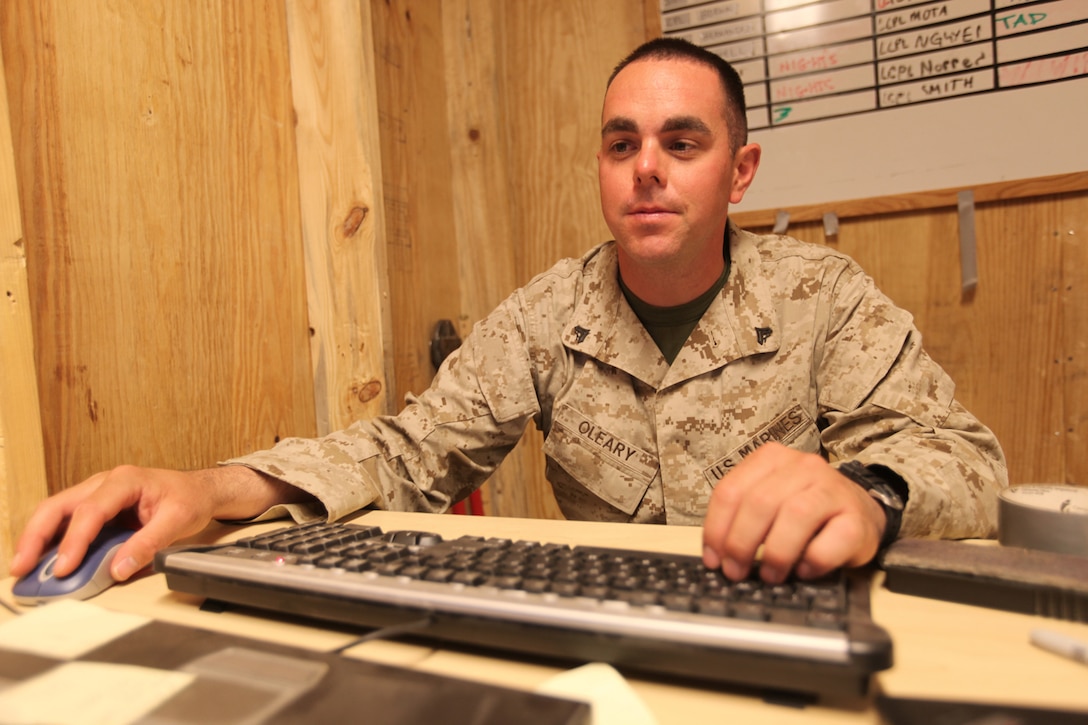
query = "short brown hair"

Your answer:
(608, 37), (748, 153)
